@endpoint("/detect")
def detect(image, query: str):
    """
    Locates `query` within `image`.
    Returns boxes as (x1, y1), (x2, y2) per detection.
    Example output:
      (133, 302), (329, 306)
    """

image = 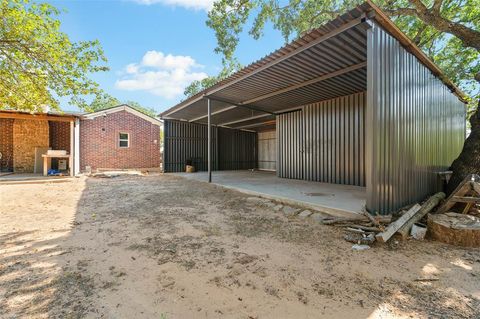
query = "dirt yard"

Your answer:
(0, 174), (479, 318)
